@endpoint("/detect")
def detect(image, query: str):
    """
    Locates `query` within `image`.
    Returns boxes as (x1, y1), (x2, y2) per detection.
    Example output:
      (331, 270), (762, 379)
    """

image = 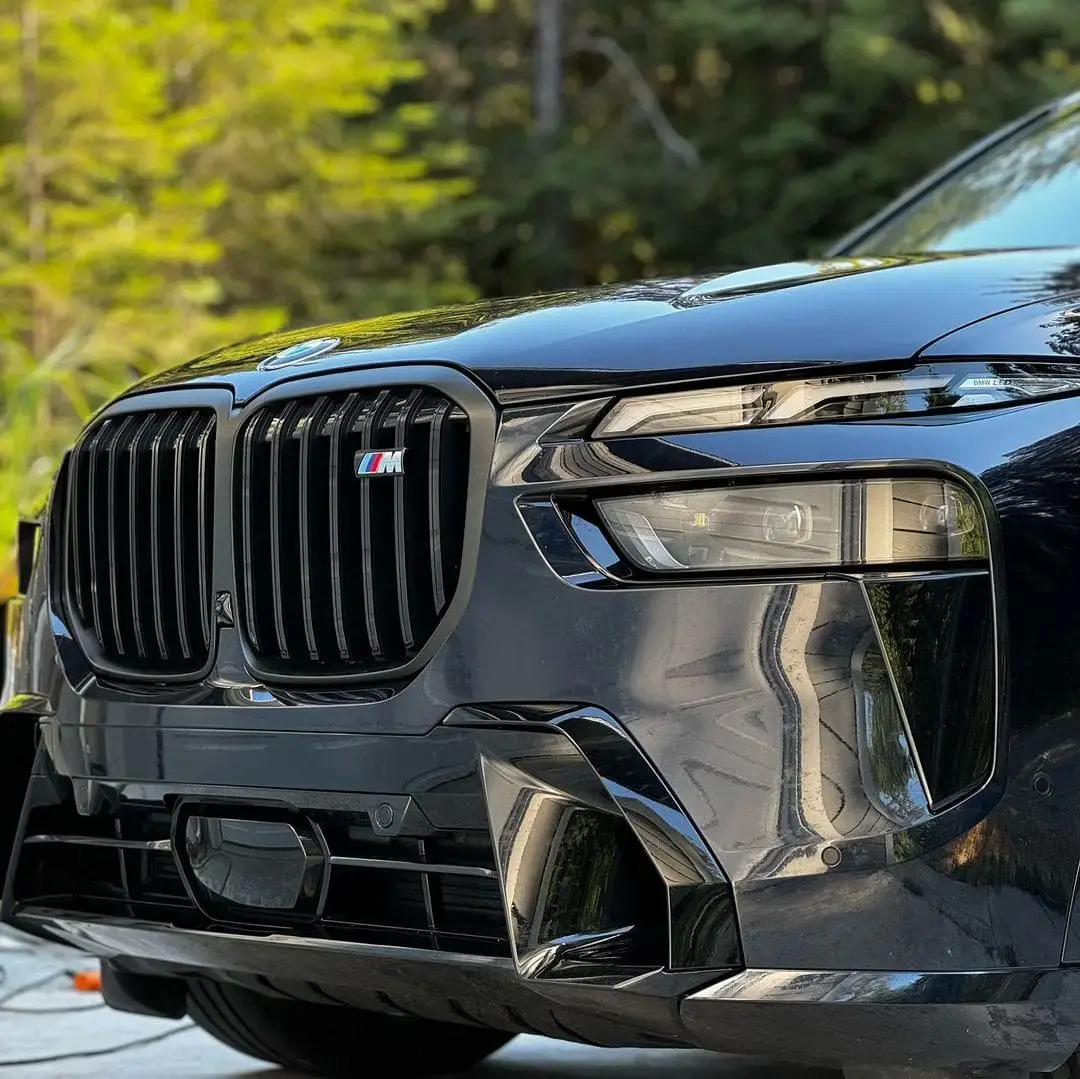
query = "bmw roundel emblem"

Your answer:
(258, 336), (341, 370)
